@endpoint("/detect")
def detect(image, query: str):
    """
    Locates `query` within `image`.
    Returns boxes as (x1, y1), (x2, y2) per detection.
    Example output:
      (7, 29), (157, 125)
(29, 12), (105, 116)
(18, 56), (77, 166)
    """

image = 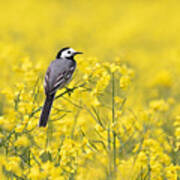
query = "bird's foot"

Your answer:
(65, 87), (74, 96)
